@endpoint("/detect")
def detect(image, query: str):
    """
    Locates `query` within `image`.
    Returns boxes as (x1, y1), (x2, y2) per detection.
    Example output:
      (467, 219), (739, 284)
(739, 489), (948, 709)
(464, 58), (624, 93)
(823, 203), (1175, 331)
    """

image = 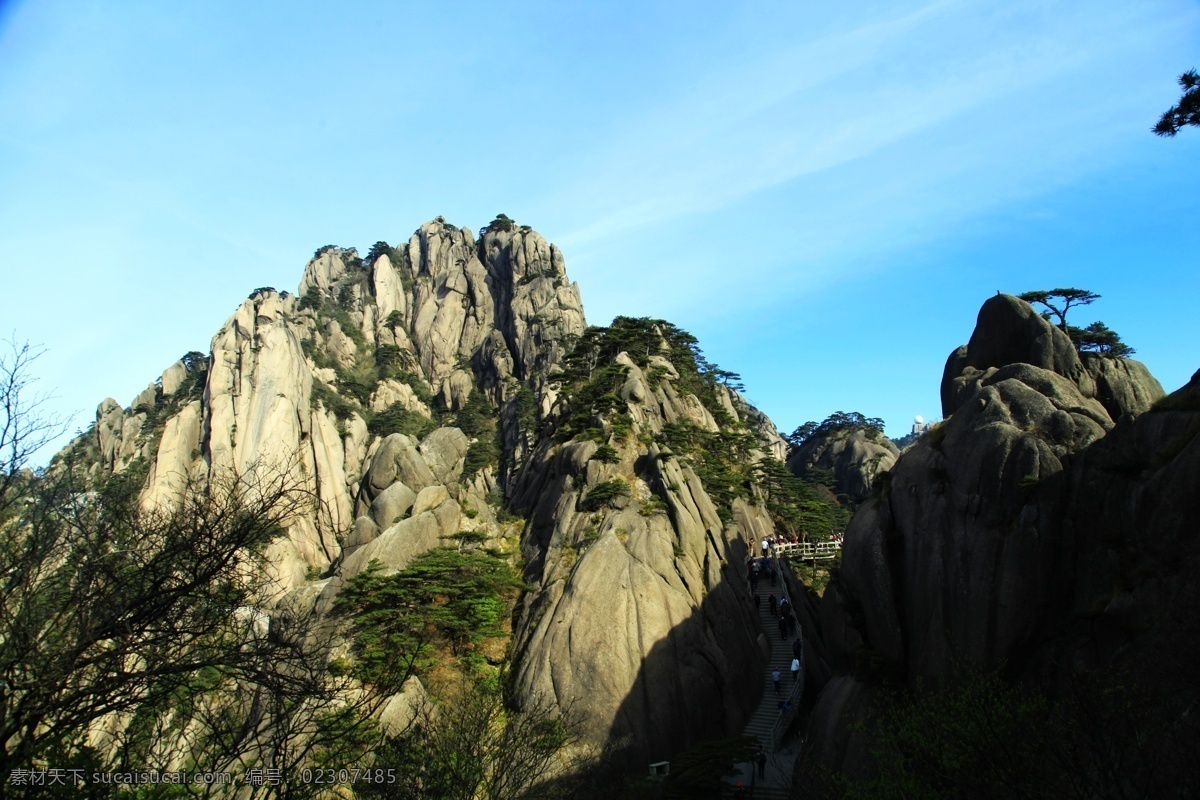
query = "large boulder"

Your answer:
(369, 481), (417, 529)
(803, 293), (1194, 788)
(787, 427), (899, 505)
(941, 294), (1094, 418)
(340, 497), (460, 579)
(1080, 352), (1165, 421)
(363, 434), (437, 499)
(840, 296), (1115, 682)
(419, 427), (470, 485)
